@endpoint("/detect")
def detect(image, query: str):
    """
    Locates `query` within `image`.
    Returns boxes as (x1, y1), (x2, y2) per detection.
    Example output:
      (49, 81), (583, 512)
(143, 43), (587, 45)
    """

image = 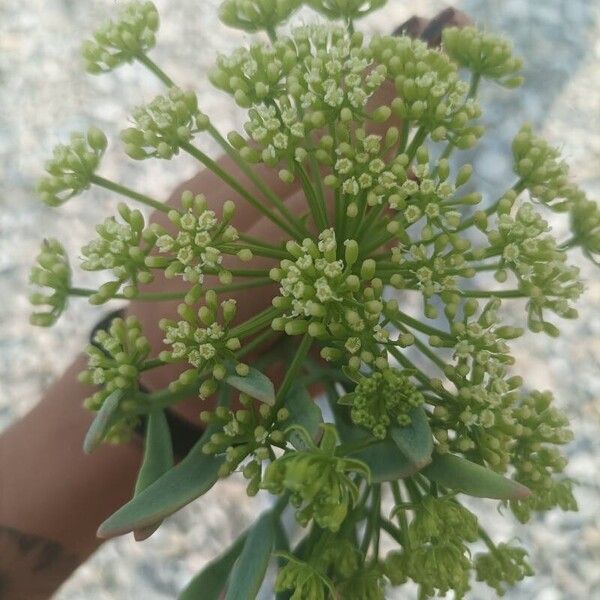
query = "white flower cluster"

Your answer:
(512, 125), (580, 211)
(81, 203), (156, 302)
(121, 88), (209, 160)
(146, 192), (246, 285)
(159, 291), (243, 397)
(36, 128), (107, 207)
(370, 35), (483, 147)
(442, 26), (524, 88)
(219, 0), (302, 33)
(81, 1), (159, 74)
(487, 203), (583, 334)
(29, 239), (72, 326)
(271, 229), (390, 370)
